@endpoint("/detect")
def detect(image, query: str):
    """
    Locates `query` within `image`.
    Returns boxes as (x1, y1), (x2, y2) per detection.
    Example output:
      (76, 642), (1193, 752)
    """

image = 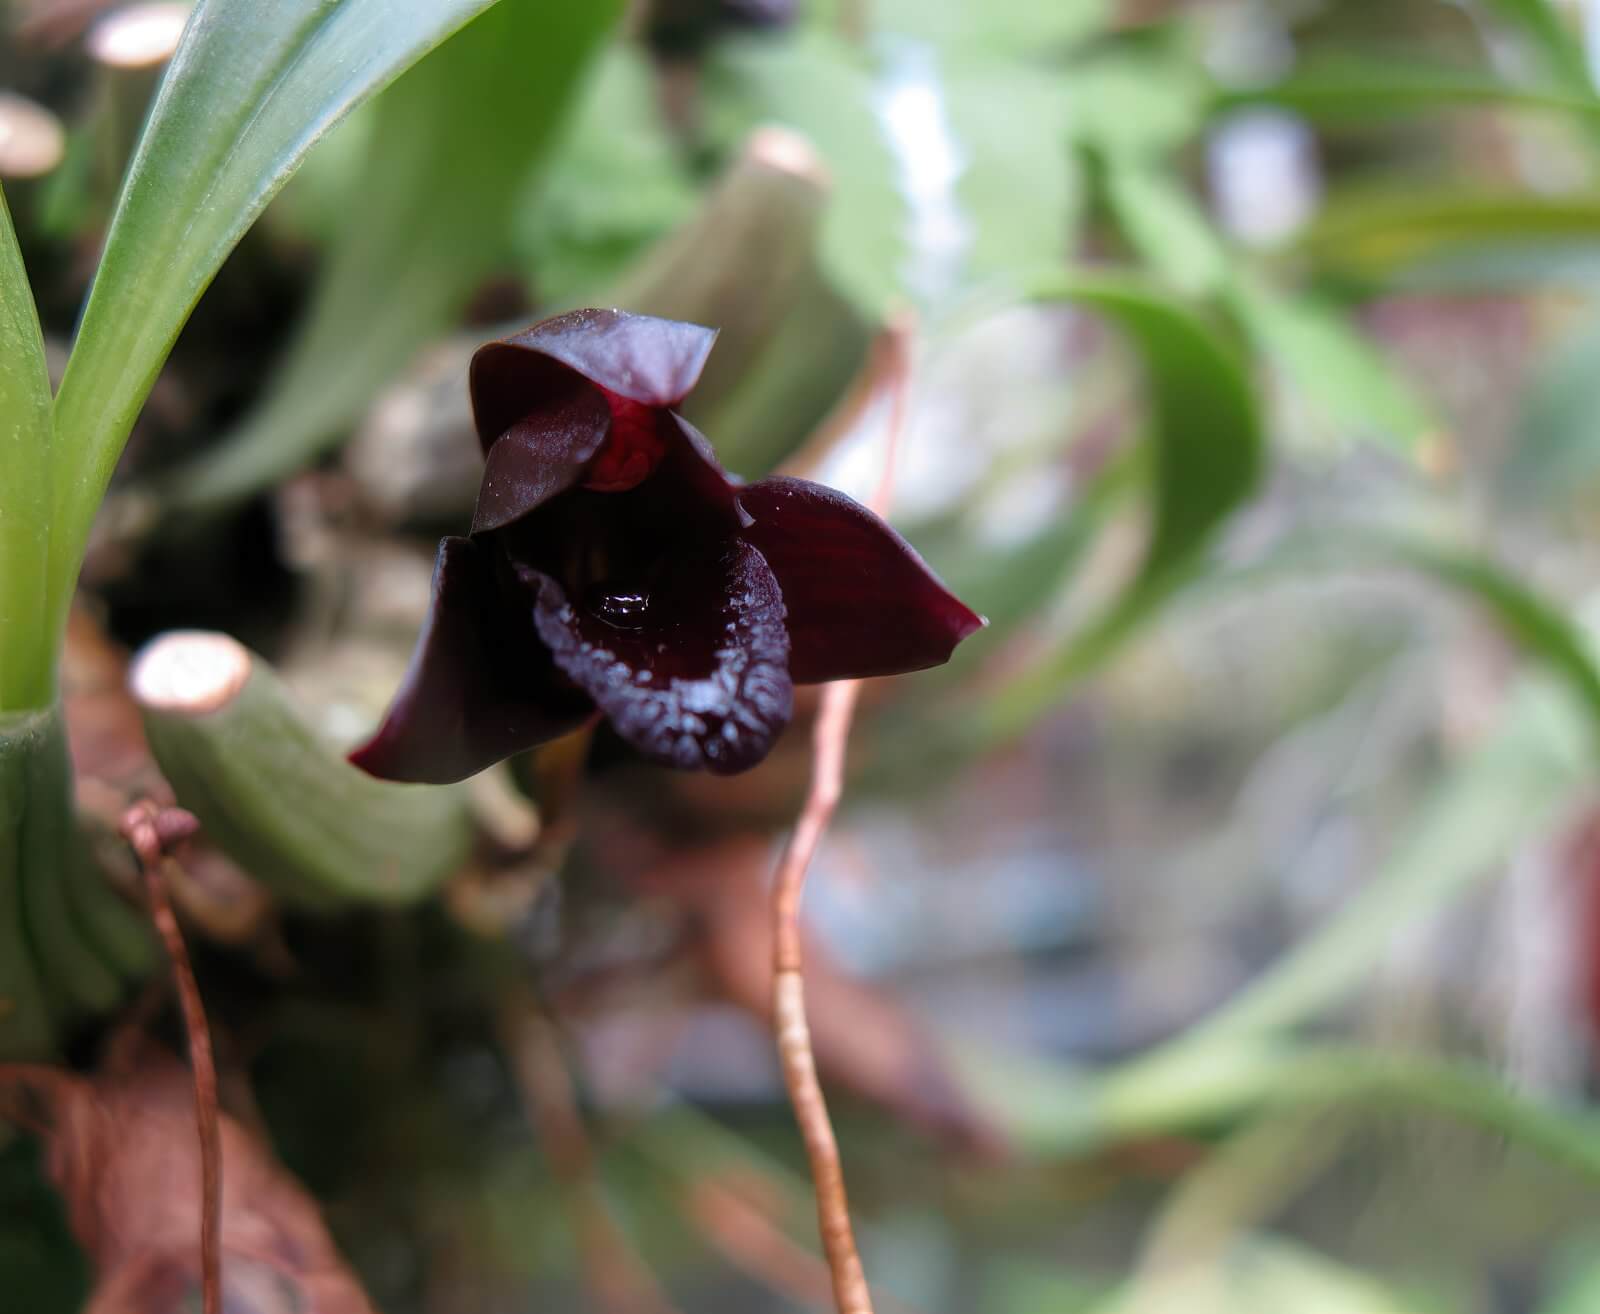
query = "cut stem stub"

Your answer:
(131, 631), (473, 909)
